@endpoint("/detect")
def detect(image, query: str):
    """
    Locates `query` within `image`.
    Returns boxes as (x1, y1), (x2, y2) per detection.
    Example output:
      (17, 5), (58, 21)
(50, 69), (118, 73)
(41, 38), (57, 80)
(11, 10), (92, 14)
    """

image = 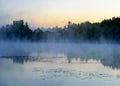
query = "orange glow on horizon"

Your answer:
(26, 15), (119, 28)
(1, 0), (120, 28)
